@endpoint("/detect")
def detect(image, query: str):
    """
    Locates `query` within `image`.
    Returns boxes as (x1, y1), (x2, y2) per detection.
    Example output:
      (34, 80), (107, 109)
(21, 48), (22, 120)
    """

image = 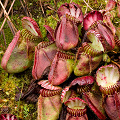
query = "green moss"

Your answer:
(0, 23), (13, 47)
(12, 0), (21, 10)
(0, 67), (37, 119)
